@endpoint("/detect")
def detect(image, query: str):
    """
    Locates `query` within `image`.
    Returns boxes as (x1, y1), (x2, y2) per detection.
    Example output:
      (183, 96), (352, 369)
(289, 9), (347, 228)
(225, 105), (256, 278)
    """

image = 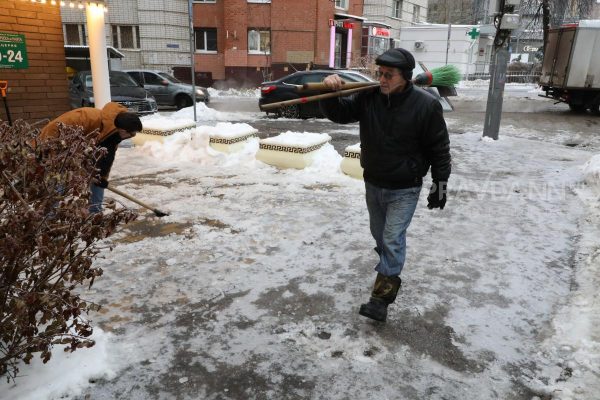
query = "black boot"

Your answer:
(359, 273), (402, 322)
